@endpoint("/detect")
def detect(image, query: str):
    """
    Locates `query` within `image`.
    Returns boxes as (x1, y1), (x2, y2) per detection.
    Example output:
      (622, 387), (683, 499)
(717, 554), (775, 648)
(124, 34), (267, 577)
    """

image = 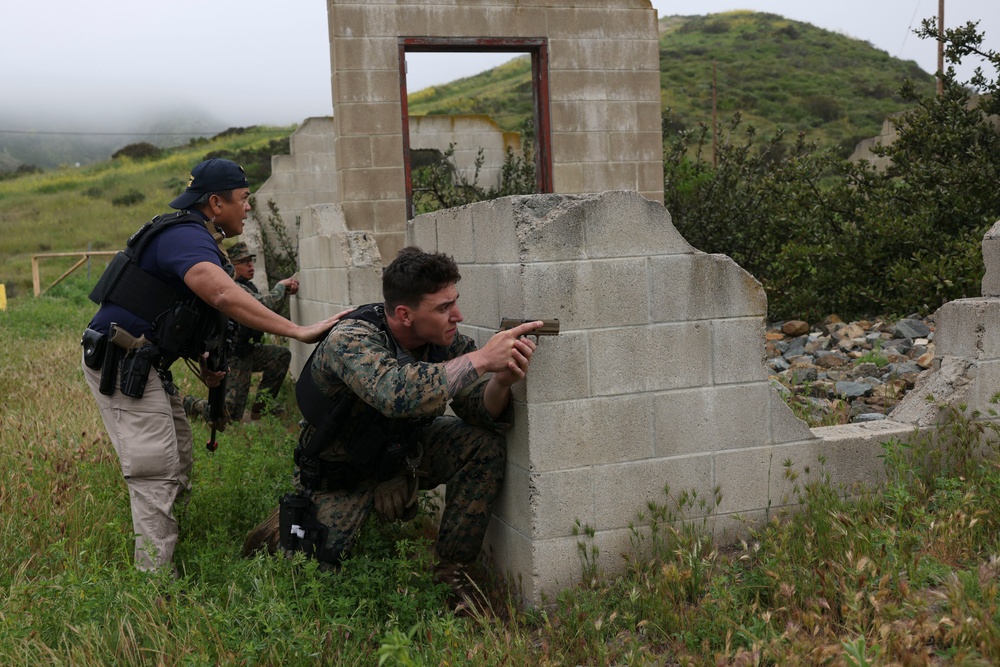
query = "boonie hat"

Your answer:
(169, 158), (249, 210)
(227, 242), (256, 263)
